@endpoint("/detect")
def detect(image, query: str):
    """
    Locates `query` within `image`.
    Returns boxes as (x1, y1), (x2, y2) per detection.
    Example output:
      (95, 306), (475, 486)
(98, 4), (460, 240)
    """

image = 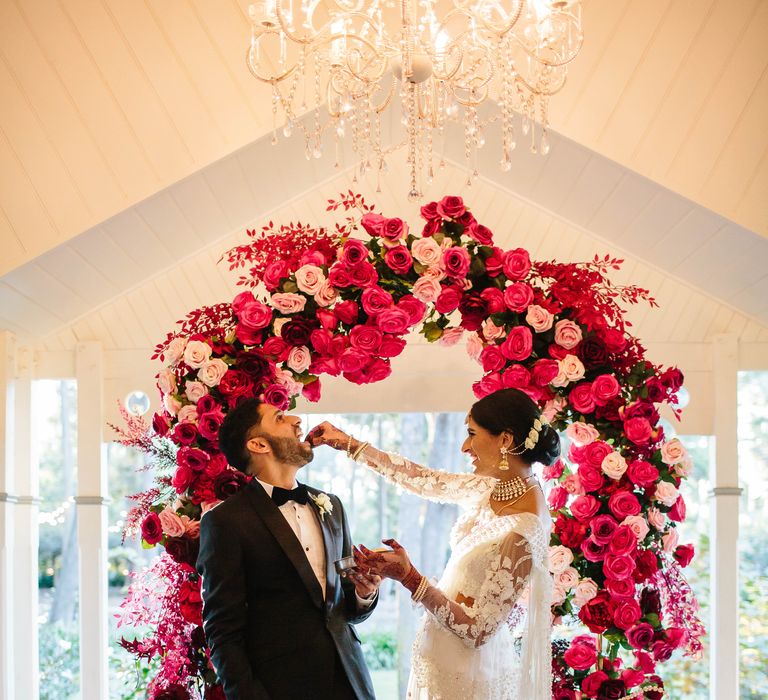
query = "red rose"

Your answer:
(384, 245), (413, 274)
(474, 372), (504, 398)
(661, 367), (684, 392)
(397, 295), (427, 326)
(469, 223), (494, 245)
(548, 487), (568, 511)
(652, 640), (674, 662)
(436, 195), (466, 219)
(582, 671), (609, 698)
(422, 219), (441, 237)
(263, 260), (289, 290)
(627, 460), (659, 489)
(345, 357), (391, 385)
(458, 293), (488, 331)
(674, 543), (695, 567)
(669, 495), (687, 522)
(172, 464), (194, 494)
(376, 308), (410, 335)
(543, 459), (565, 480)
(626, 622), (655, 649)
(564, 641), (597, 670)
(282, 318), (316, 346)
(204, 685), (226, 700)
(435, 286), (463, 314)
(348, 262), (379, 288)
(502, 248), (532, 280)
(581, 537), (608, 562)
(334, 300), (359, 325)
(602, 328), (627, 353)
(591, 514), (618, 545)
(213, 469), (248, 499)
(640, 587), (661, 615)
(579, 335), (609, 369)
(583, 441), (612, 469)
(666, 627), (689, 649)
(578, 466), (605, 493)
(302, 377), (322, 402)
(379, 335), (407, 357)
(262, 383), (290, 410)
(328, 264), (353, 288)
(360, 284), (392, 315)
(606, 576), (636, 600)
(349, 326), (383, 353)
(592, 374), (620, 405)
(382, 217), (407, 242)
(166, 535), (199, 569)
(645, 377), (667, 403)
(556, 514), (589, 548)
(625, 417), (654, 445)
(501, 326), (533, 361)
(484, 247), (505, 277)
(503, 283), (534, 312)
(443, 247), (471, 278)
(553, 686), (578, 700)
(154, 684), (191, 700)
(153, 412), (171, 437)
(262, 336), (289, 359)
(609, 525), (637, 556)
(479, 287), (505, 313)
(613, 599), (642, 630)
(571, 495), (600, 522)
(621, 668), (645, 689)
(178, 579), (203, 626)
(198, 410), (226, 442)
(531, 359), (559, 386)
(217, 370), (254, 403)
(597, 679), (627, 700)
(178, 447), (210, 473)
(608, 491), (641, 520)
(171, 422), (199, 447)
(579, 592), (616, 634)
(339, 348), (370, 374)
(360, 212), (387, 237)
(570, 383), (596, 414)
(481, 345), (506, 373)
(340, 239), (369, 266)
(633, 549), (659, 582)
(604, 554), (636, 580)
(502, 364), (531, 389)
(141, 512), (163, 545)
